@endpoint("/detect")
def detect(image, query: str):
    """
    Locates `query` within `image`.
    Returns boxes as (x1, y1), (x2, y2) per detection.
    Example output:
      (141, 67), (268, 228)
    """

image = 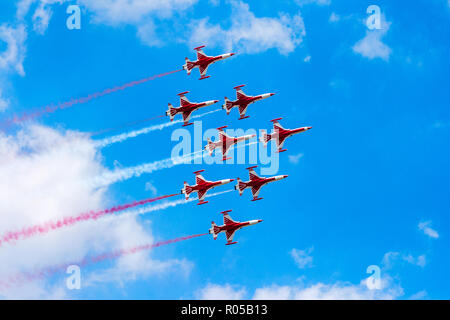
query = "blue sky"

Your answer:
(0, 0), (448, 299)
